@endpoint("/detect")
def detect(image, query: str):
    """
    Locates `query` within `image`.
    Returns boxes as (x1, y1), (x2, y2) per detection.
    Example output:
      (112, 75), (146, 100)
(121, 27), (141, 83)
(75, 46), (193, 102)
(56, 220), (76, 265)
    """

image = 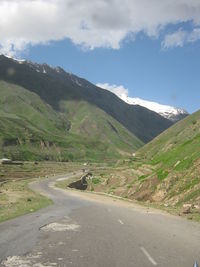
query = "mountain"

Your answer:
(0, 80), (144, 161)
(0, 55), (174, 144)
(97, 86), (188, 122)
